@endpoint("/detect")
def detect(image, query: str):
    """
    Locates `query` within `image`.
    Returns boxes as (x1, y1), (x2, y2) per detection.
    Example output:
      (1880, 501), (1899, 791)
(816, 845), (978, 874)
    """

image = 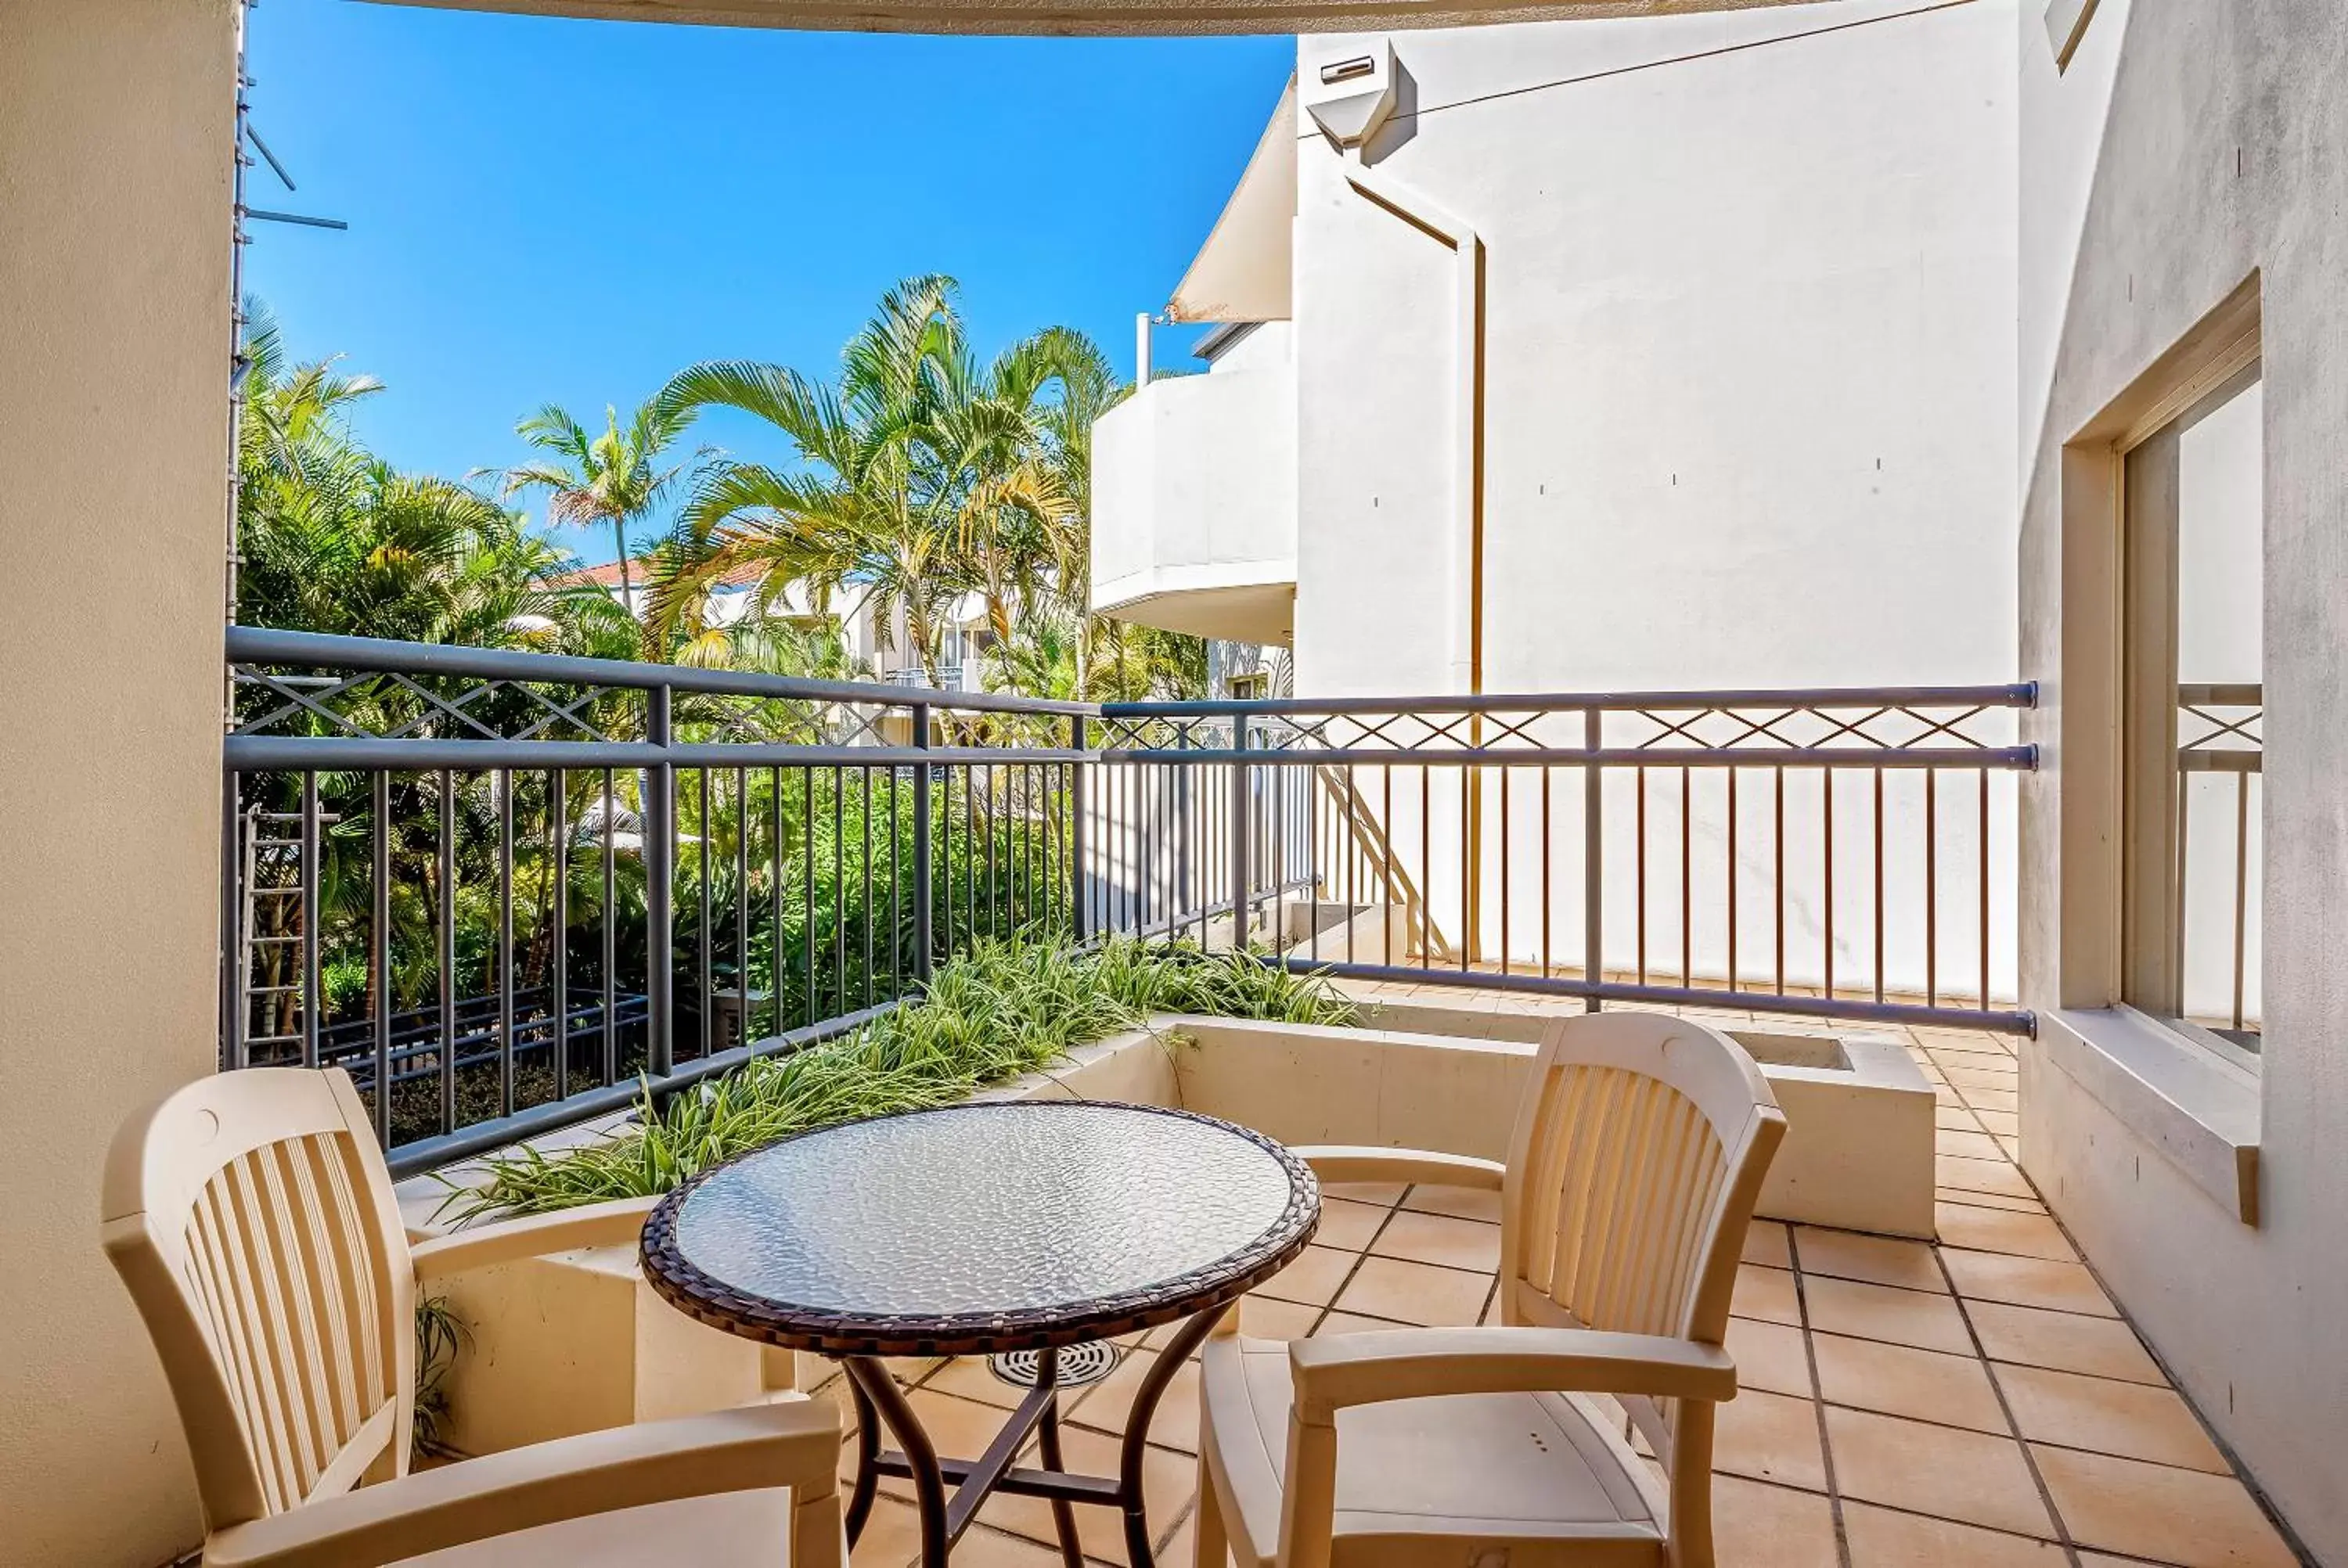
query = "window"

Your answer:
(1226, 671), (1270, 701)
(2120, 367), (2263, 1060)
